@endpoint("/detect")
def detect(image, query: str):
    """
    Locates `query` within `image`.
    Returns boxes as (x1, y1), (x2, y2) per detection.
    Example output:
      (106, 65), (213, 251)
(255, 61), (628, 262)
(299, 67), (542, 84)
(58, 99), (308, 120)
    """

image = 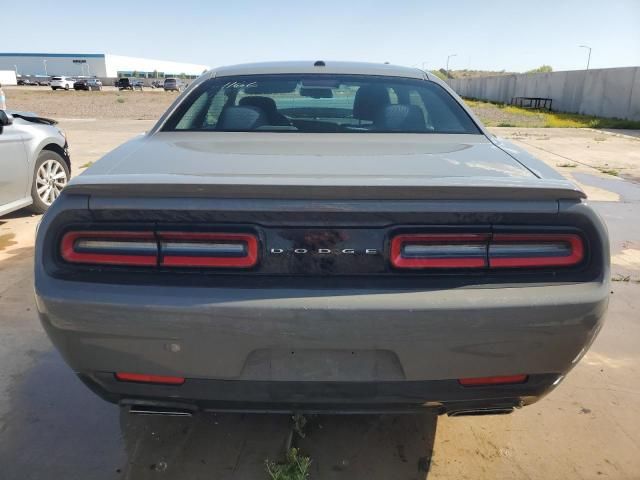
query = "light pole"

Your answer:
(421, 61), (428, 71)
(43, 59), (48, 76)
(446, 54), (457, 77)
(579, 45), (591, 70)
(14, 64), (18, 76)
